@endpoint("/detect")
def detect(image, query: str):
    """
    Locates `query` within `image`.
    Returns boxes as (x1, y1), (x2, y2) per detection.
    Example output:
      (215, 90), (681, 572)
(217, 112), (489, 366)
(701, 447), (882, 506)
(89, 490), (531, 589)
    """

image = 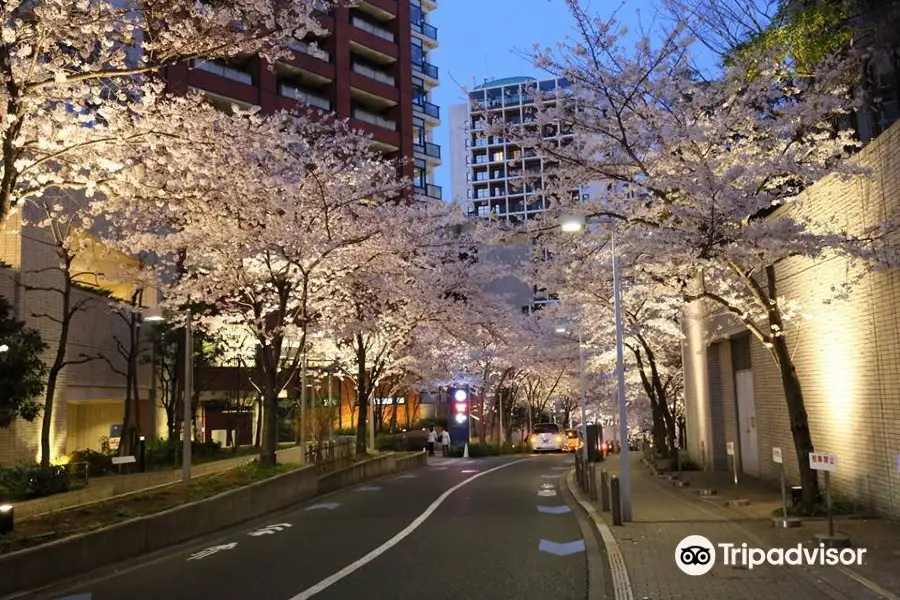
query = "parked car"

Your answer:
(564, 428), (582, 452)
(530, 423), (567, 453)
